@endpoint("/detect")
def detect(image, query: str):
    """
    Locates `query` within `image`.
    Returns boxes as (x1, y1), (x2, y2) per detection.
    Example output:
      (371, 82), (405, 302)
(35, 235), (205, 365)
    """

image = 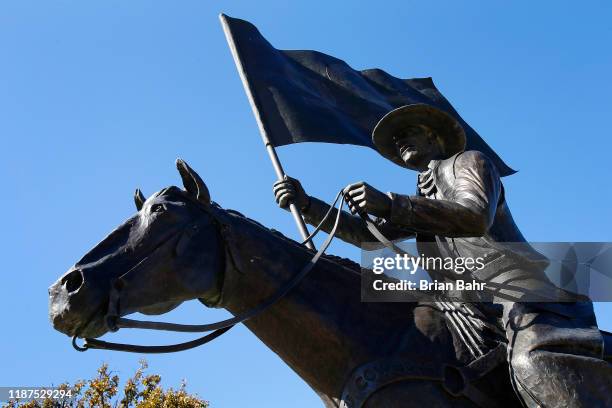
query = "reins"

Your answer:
(70, 186), (495, 357)
(73, 189), (349, 353)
